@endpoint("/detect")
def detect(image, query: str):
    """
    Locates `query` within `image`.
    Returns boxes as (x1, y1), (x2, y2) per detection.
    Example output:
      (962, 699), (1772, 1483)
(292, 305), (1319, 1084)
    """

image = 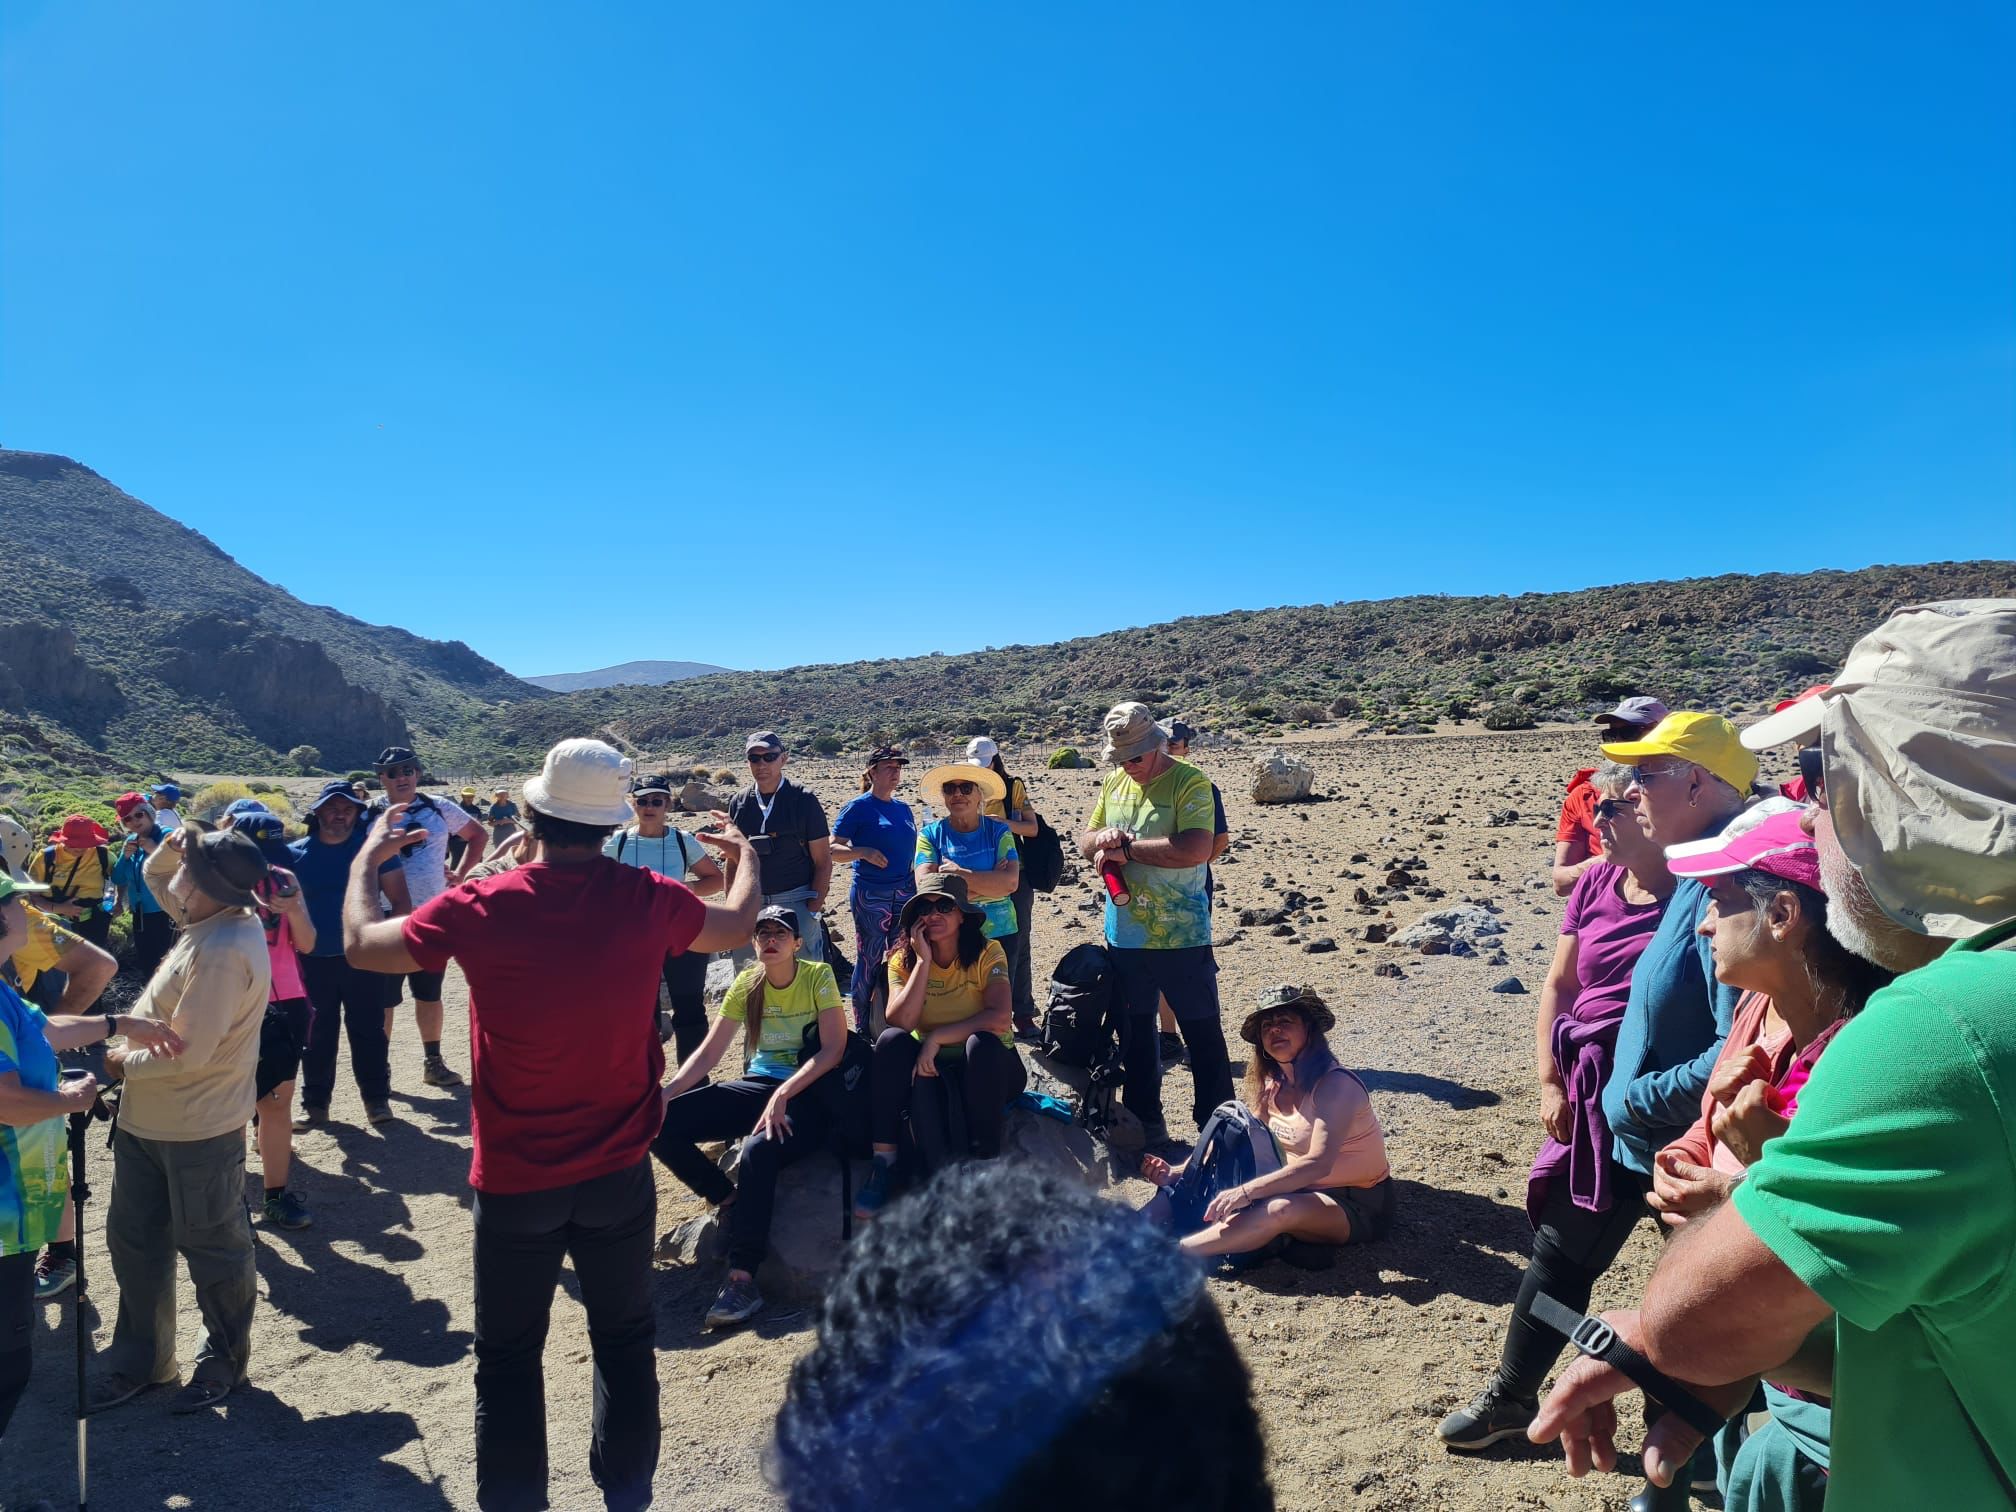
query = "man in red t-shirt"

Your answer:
(343, 737), (761, 1512)
(1552, 696), (1667, 896)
